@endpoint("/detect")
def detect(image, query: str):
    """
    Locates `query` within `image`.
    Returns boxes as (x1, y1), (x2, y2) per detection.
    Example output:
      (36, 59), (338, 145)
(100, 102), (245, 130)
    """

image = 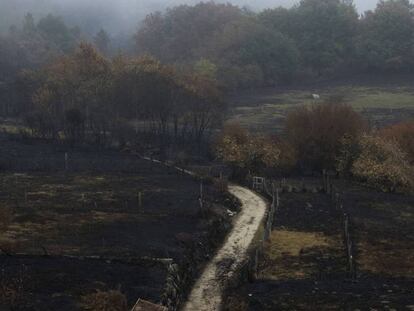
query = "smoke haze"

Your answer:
(0, 0), (386, 35)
